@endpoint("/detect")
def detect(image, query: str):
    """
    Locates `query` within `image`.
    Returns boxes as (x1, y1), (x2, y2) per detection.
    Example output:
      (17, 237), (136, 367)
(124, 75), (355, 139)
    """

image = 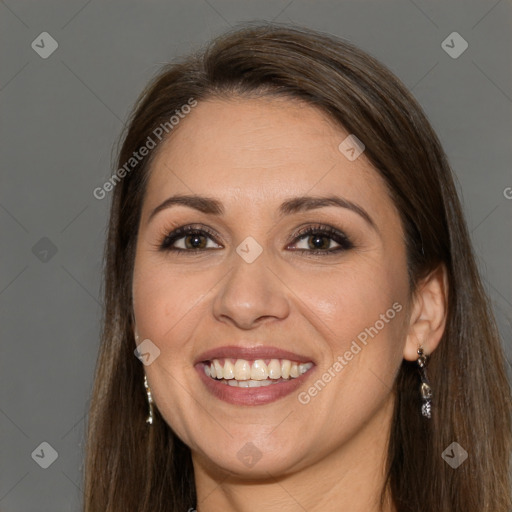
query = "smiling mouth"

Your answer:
(203, 358), (314, 387)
